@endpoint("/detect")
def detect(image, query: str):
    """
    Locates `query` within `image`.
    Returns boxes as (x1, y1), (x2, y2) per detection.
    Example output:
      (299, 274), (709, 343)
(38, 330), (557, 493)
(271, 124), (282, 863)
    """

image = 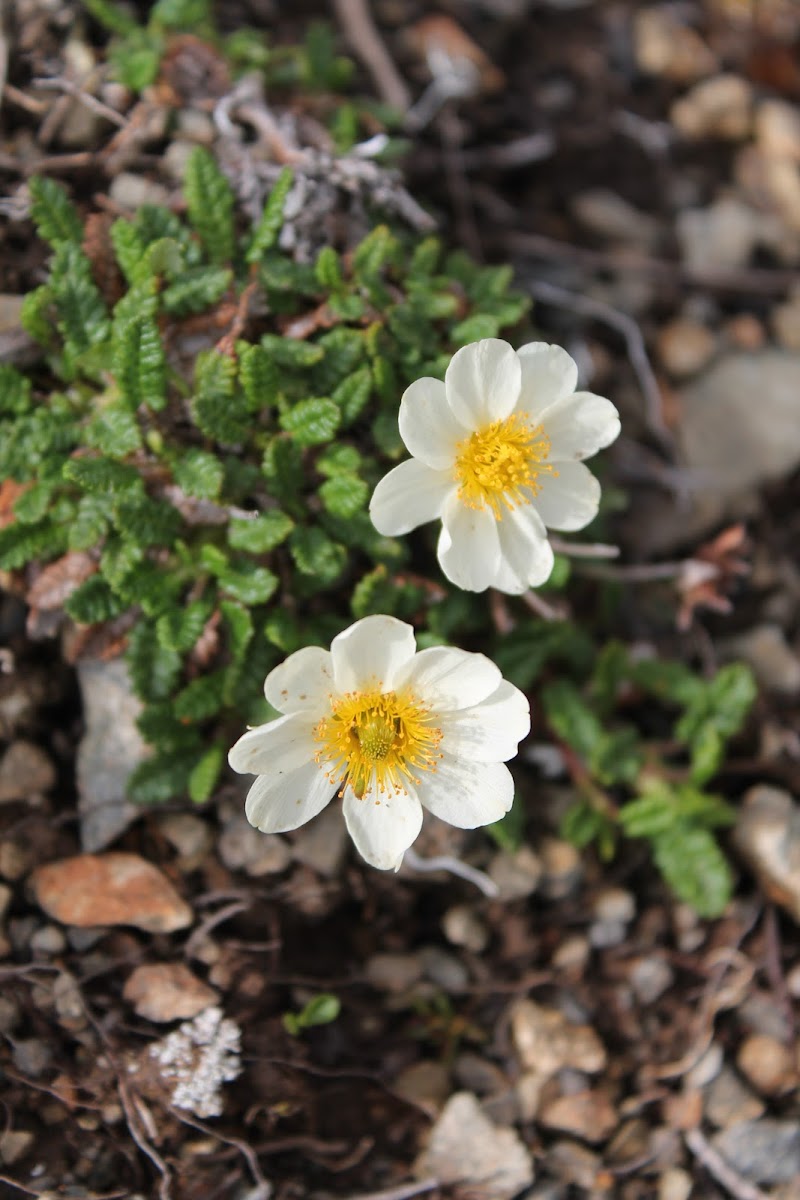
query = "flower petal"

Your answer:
(437, 493), (501, 592)
(445, 338), (521, 427)
(543, 392), (621, 462)
(264, 646), (334, 714)
(229, 712), (317, 776)
(496, 502), (555, 589)
(516, 342), (579, 419)
(439, 680), (530, 762)
(532, 460), (601, 531)
(369, 458), (455, 537)
(395, 645), (502, 711)
(398, 377), (466, 468)
(419, 756), (515, 828)
(244, 759), (336, 833)
(332, 615), (417, 693)
(343, 781), (423, 870)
